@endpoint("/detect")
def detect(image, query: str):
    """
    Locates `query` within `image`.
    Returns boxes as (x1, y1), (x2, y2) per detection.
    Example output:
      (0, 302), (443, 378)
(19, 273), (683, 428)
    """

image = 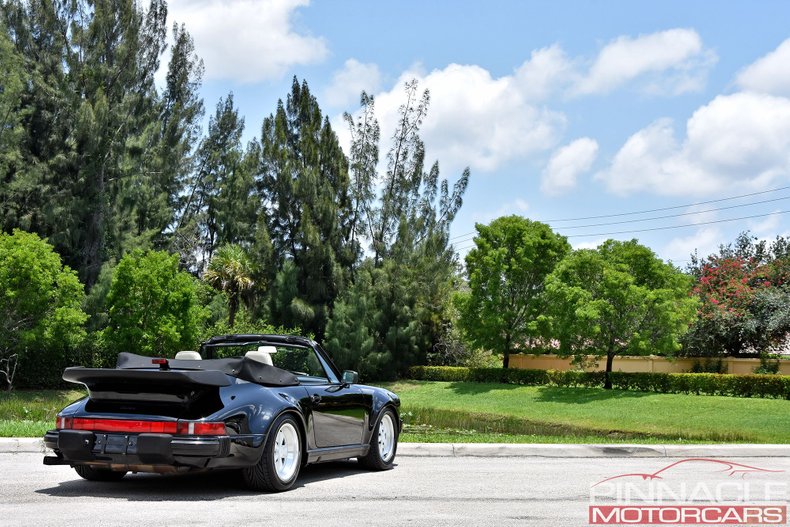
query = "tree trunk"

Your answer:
(503, 338), (511, 369)
(228, 294), (238, 328)
(83, 170), (105, 289)
(604, 352), (615, 390)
